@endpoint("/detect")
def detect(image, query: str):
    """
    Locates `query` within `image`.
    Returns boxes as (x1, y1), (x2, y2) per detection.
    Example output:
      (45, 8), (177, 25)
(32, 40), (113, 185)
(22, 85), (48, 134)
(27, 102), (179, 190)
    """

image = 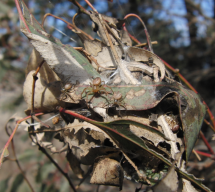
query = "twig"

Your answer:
(98, 14), (120, 63)
(68, 0), (90, 15)
(204, 119), (214, 132)
(135, 41), (158, 47)
(122, 25), (141, 44)
(31, 115), (50, 128)
(199, 131), (214, 154)
(28, 128), (65, 134)
(103, 21), (125, 56)
(5, 126), (35, 192)
(124, 14), (153, 52)
(42, 13), (94, 40)
(195, 150), (215, 160)
(38, 144), (77, 192)
(84, 0), (98, 12)
(14, 0), (31, 32)
(192, 149), (201, 161)
(74, 47), (116, 70)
